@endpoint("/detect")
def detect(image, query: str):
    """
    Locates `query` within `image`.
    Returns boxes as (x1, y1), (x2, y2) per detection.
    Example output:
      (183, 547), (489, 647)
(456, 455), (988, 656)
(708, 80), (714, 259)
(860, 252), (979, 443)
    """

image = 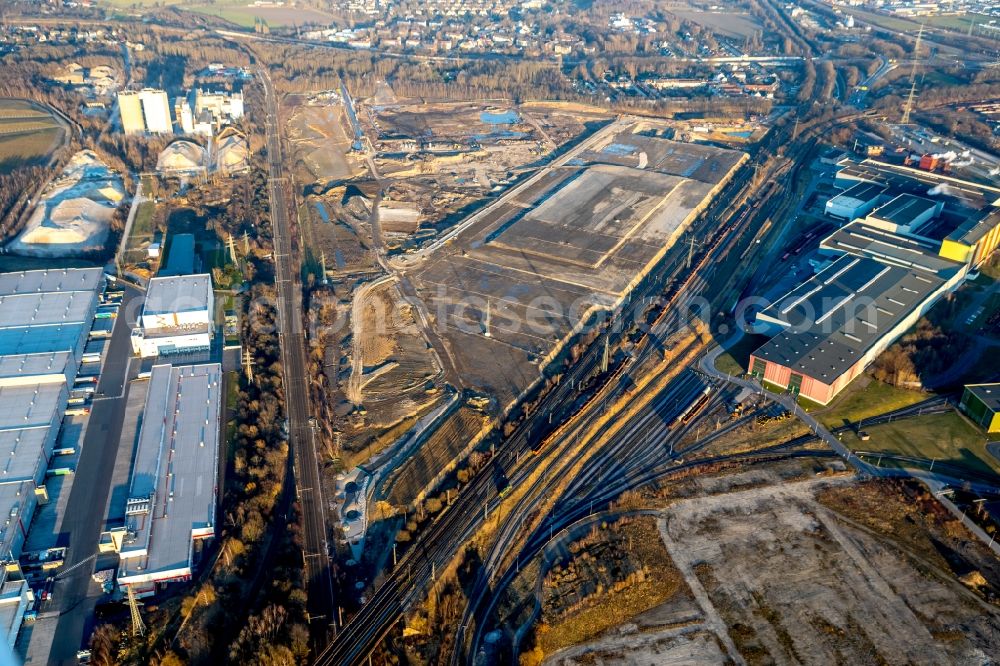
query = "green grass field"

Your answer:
(671, 9), (762, 39)
(0, 99), (51, 115)
(203, 245), (228, 271)
(0, 121), (59, 135)
(849, 8), (923, 33)
(925, 12), (992, 33)
(186, 5), (259, 27)
(133, 200), (156, 238)
(385, 407), (485, 507)
(121, 200), (157, 266)
(100, 0), (186, 7)
(225, 370), (240, 411)
(922, 70), (967, 87)
(819, 378), (928, 430)
(102, 0), (331, 26)
(848, 411), (999, 478)
(184, 3), (334, 27)
(224, 371), (240, 451)
(100, 0), (260, 20)
(850, 7), (995, 39)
